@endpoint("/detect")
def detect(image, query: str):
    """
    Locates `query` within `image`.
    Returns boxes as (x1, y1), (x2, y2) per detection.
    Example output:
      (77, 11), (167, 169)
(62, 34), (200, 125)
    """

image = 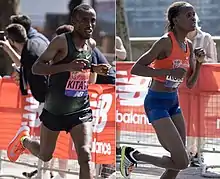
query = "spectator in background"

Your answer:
(92, 48), (115, 84)
(187, 13), (217, 63)
(10, 15), (50, 45)
(186, 13), (218, 167)
(0, 23), (48, 113)
(0, 14), (49, 68)
(116, 36), (127, 60)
